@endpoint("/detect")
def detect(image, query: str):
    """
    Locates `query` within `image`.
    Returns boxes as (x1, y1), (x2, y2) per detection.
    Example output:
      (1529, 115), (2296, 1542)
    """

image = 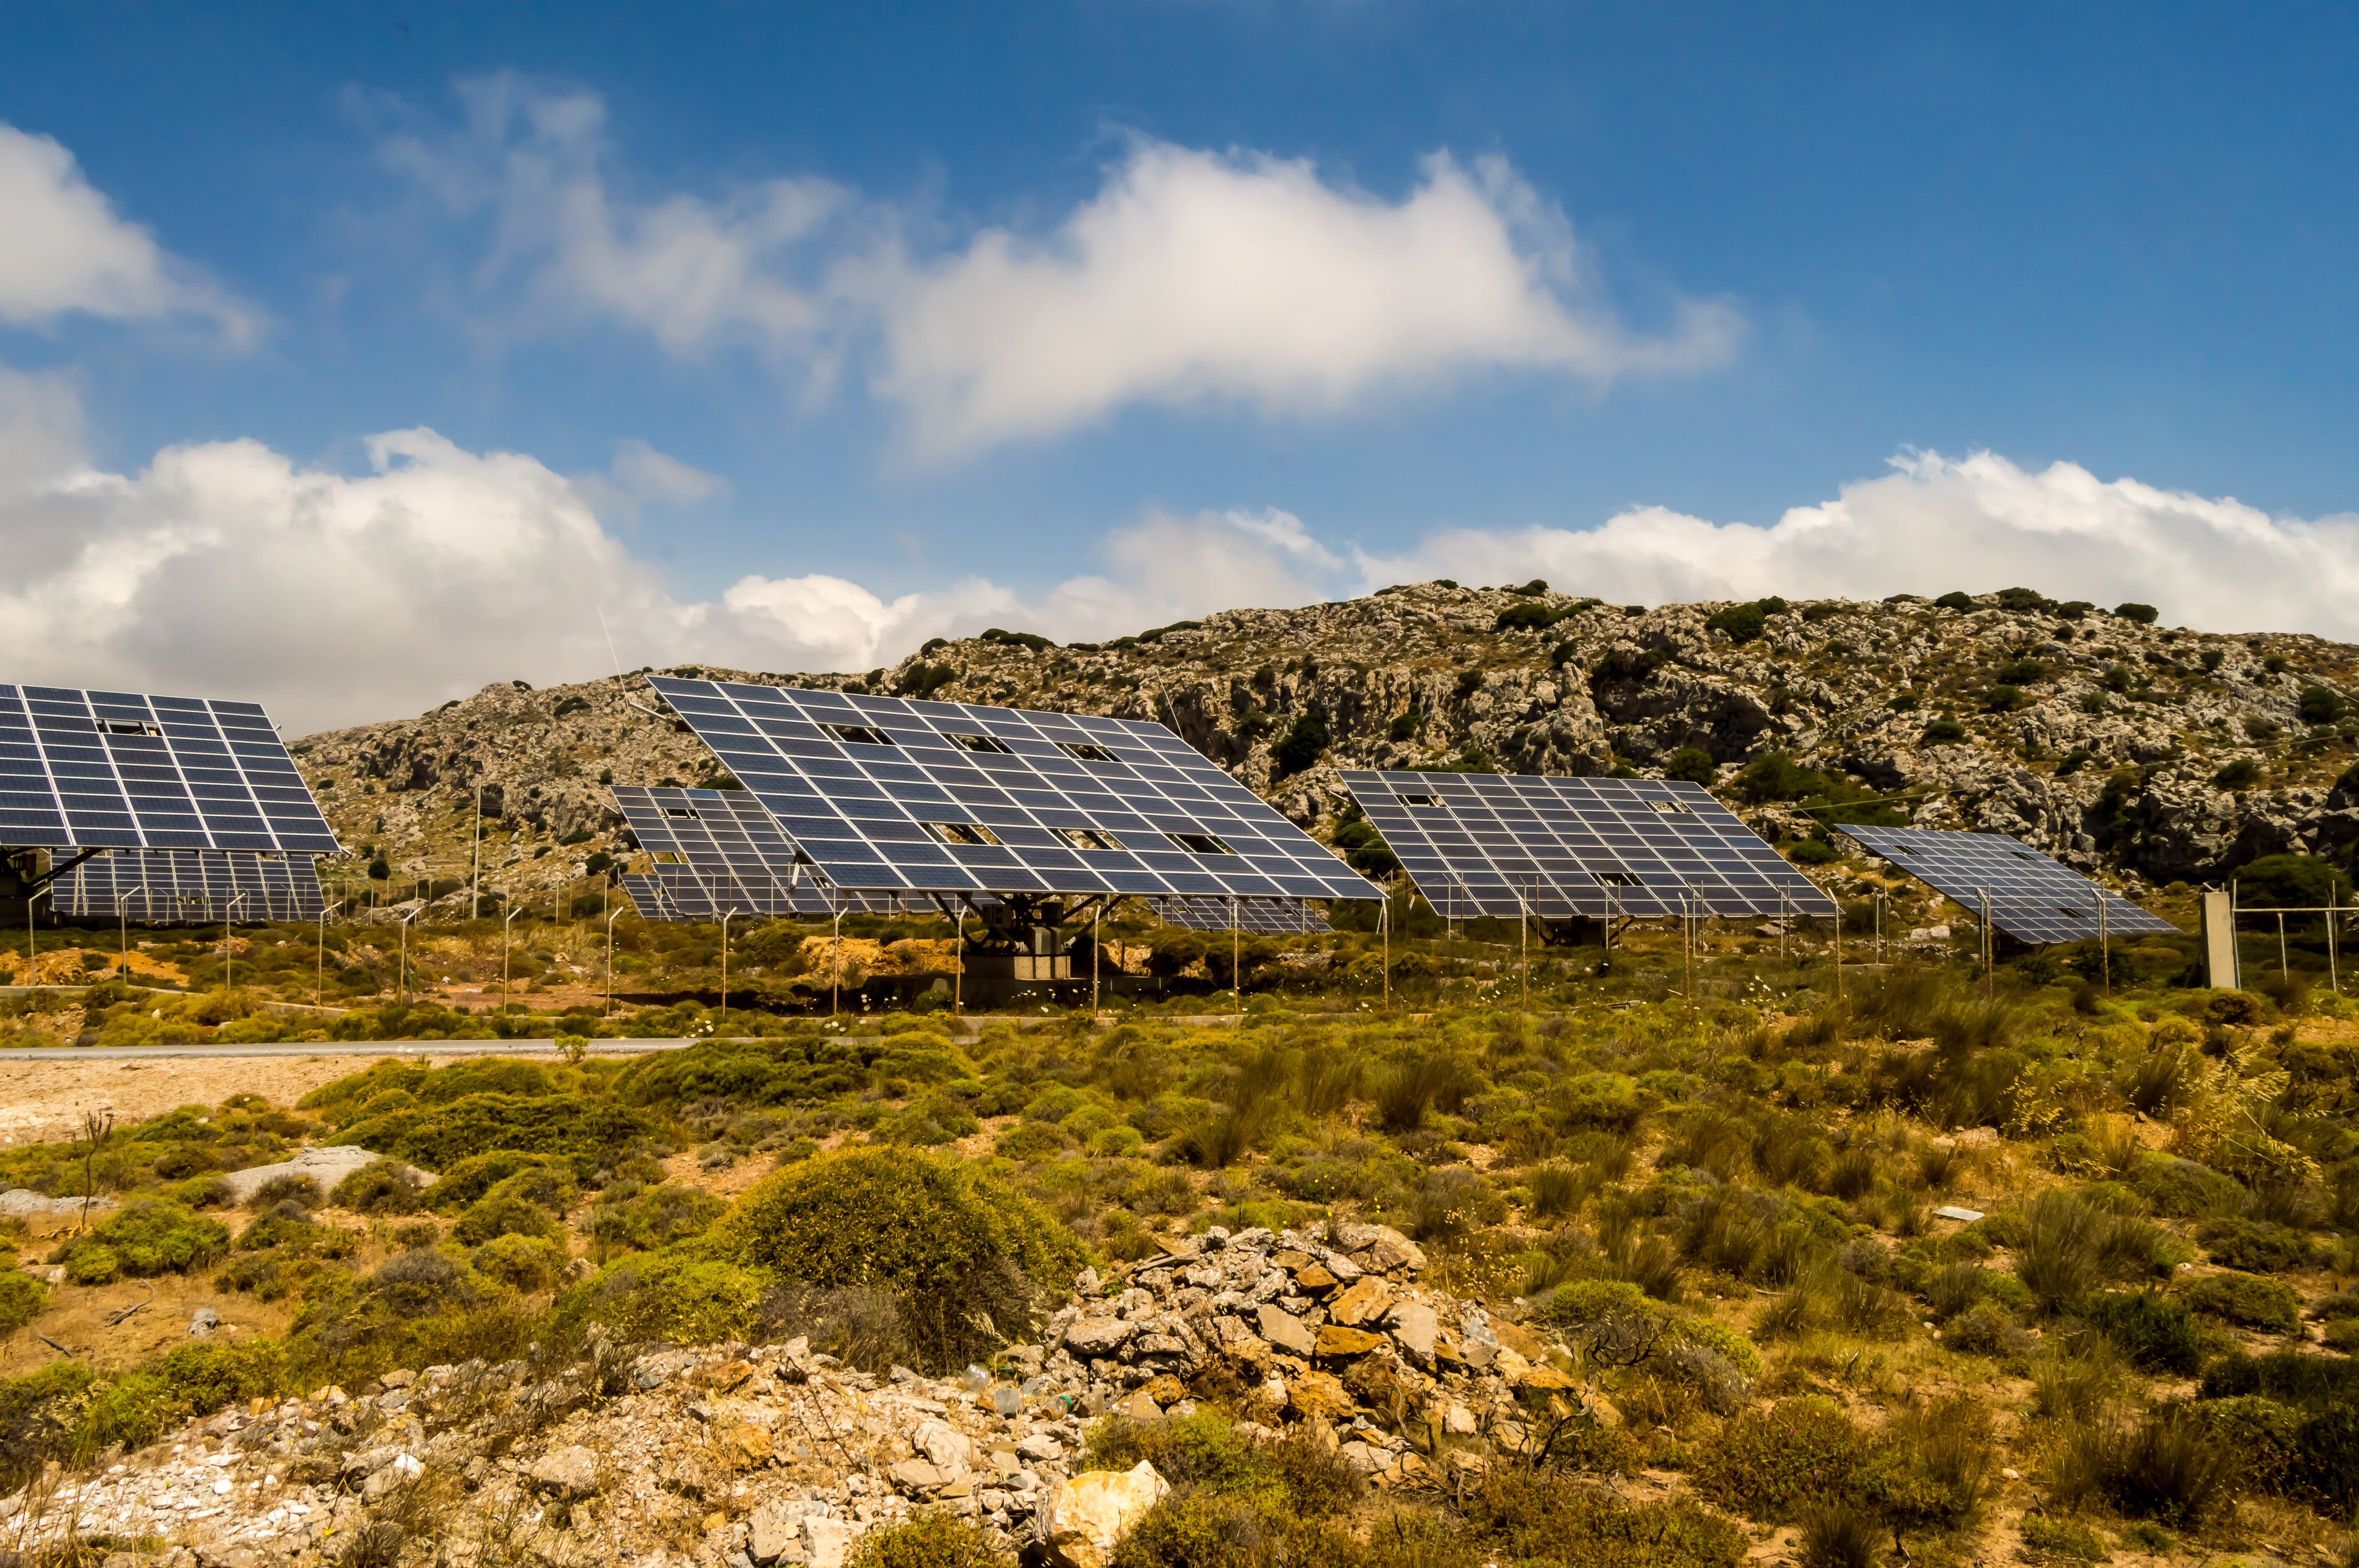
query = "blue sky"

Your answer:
(5, 4), (2359, 729)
